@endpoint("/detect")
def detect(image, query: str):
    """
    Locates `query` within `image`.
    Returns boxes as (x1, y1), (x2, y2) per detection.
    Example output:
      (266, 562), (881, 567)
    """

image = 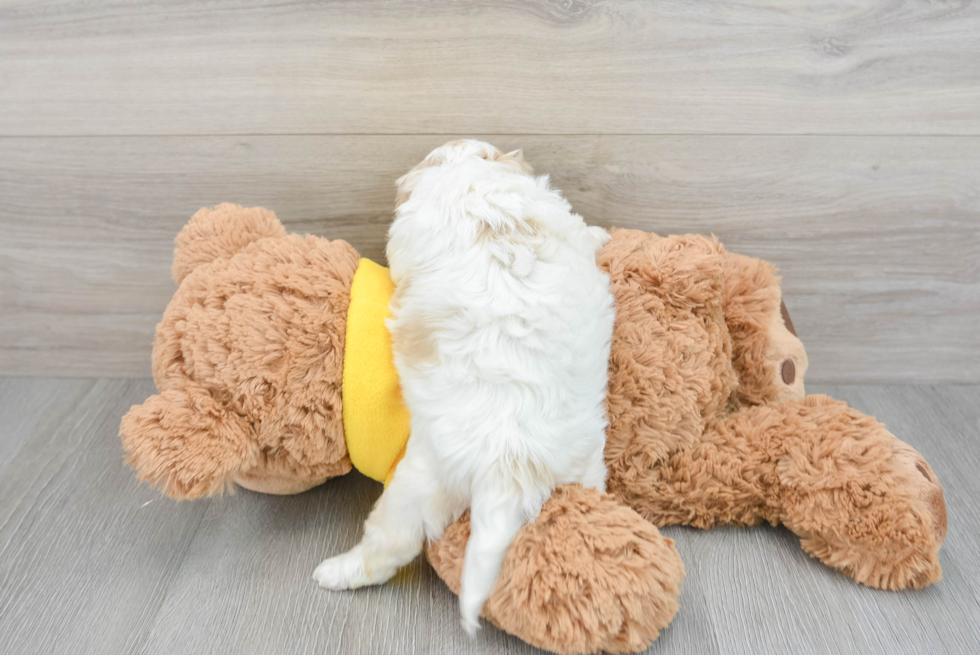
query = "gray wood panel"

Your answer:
(0, 379), (977, 654)
(1, 135), (977, 381)
(2, 1), (980, 136)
